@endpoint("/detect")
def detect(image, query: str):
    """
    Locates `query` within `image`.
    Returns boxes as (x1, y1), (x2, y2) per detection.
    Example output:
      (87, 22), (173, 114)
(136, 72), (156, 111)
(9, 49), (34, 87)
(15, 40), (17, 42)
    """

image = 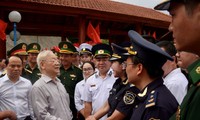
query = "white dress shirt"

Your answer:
(163, 68), (188, 104)
(74, 79), (85, 112)
(0, 74), (33, 120)
(84, 69), (116, 120)
(30, 74), (72, 120)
